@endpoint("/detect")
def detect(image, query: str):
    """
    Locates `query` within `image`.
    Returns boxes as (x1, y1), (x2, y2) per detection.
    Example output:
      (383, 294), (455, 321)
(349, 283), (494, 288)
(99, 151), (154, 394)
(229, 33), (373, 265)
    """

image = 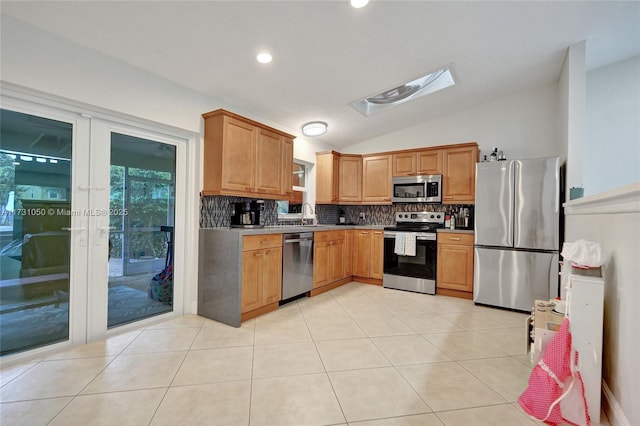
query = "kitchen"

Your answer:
(1, 2), (638, 425)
